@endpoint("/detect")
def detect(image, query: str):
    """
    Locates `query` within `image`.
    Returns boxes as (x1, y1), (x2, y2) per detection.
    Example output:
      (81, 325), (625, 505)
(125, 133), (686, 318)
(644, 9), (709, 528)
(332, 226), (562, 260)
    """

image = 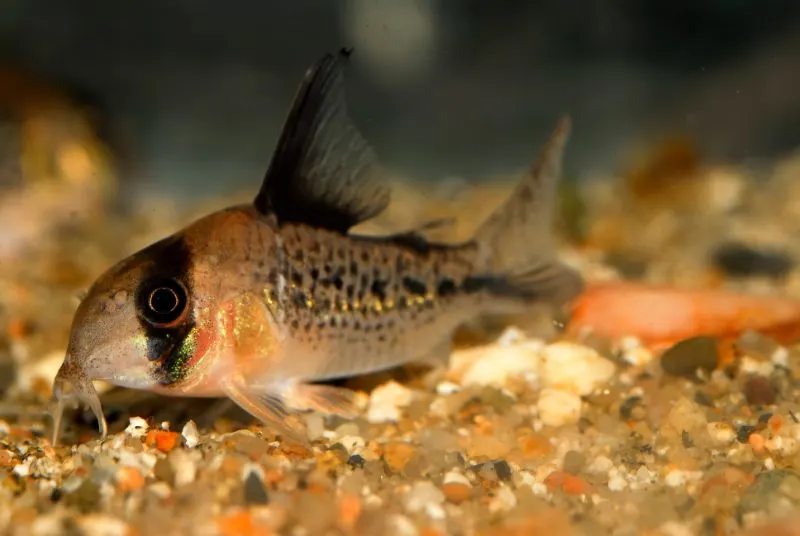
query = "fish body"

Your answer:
(51, 48), (584, 443)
